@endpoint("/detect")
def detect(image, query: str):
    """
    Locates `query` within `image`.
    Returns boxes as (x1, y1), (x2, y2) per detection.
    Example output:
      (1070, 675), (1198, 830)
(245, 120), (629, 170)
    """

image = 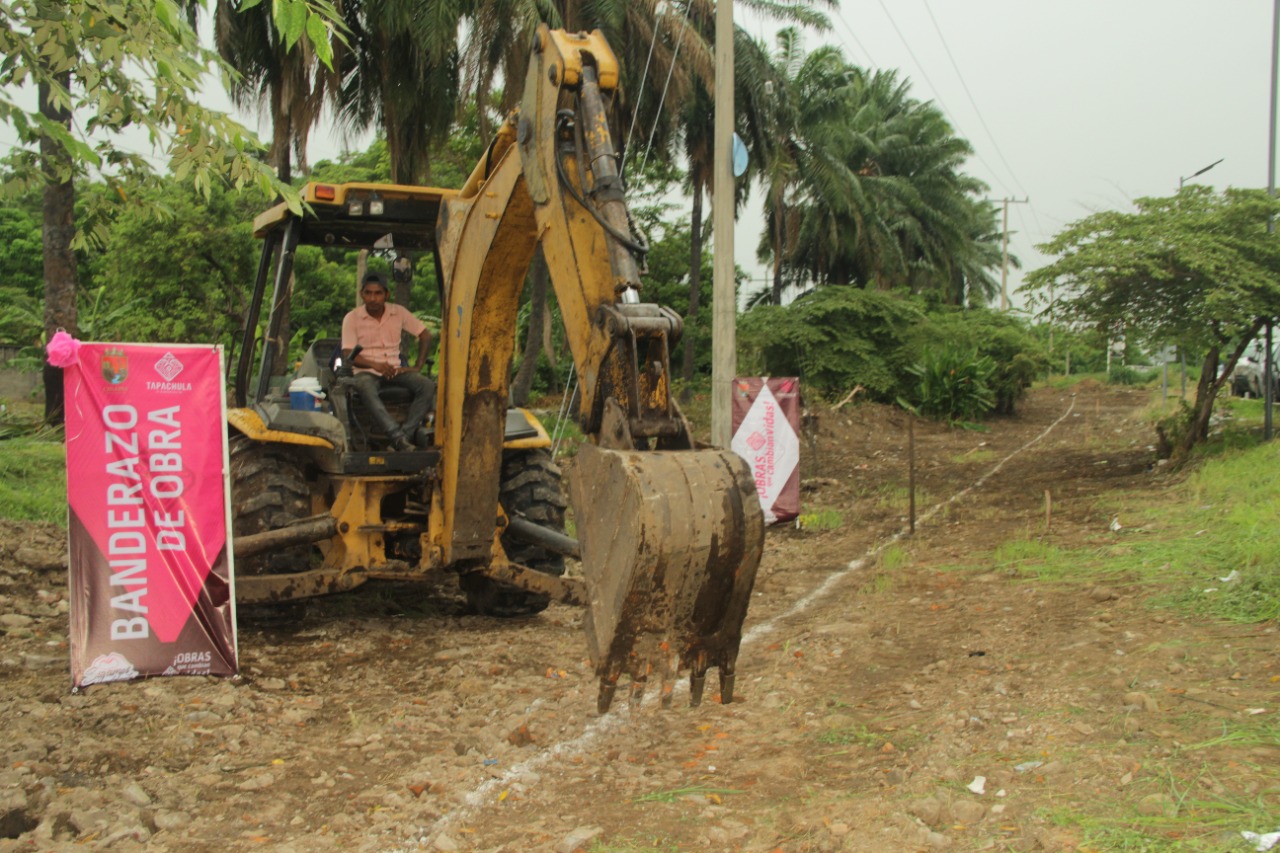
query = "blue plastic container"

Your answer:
(290, 391), (320, 411)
